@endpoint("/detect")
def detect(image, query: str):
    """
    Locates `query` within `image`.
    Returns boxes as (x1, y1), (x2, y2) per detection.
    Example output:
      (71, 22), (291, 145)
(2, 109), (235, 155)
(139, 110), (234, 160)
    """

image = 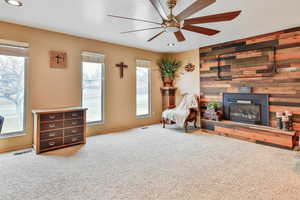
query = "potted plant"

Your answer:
(204, 101), (222, 121)
(157, 57), (181, 87)
(207, 101), (219, 112)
